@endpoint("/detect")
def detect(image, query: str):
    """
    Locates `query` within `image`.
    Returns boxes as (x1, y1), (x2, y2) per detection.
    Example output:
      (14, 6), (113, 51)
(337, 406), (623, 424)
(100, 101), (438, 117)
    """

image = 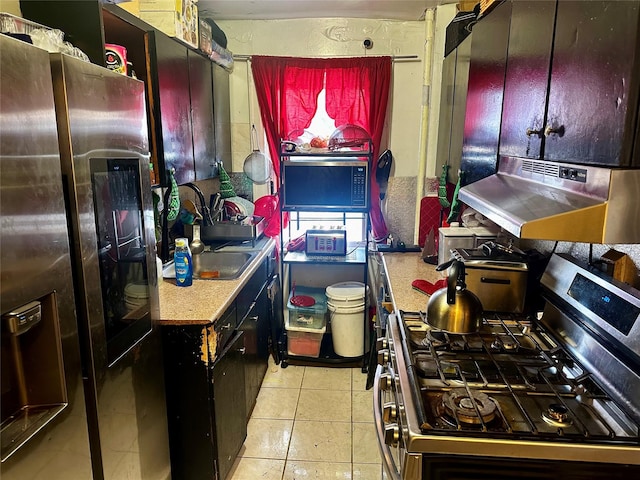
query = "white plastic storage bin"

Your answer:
(326, 282), (367, 357)
(287, 286), (327, 328)
(285, 317), (326, 358)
